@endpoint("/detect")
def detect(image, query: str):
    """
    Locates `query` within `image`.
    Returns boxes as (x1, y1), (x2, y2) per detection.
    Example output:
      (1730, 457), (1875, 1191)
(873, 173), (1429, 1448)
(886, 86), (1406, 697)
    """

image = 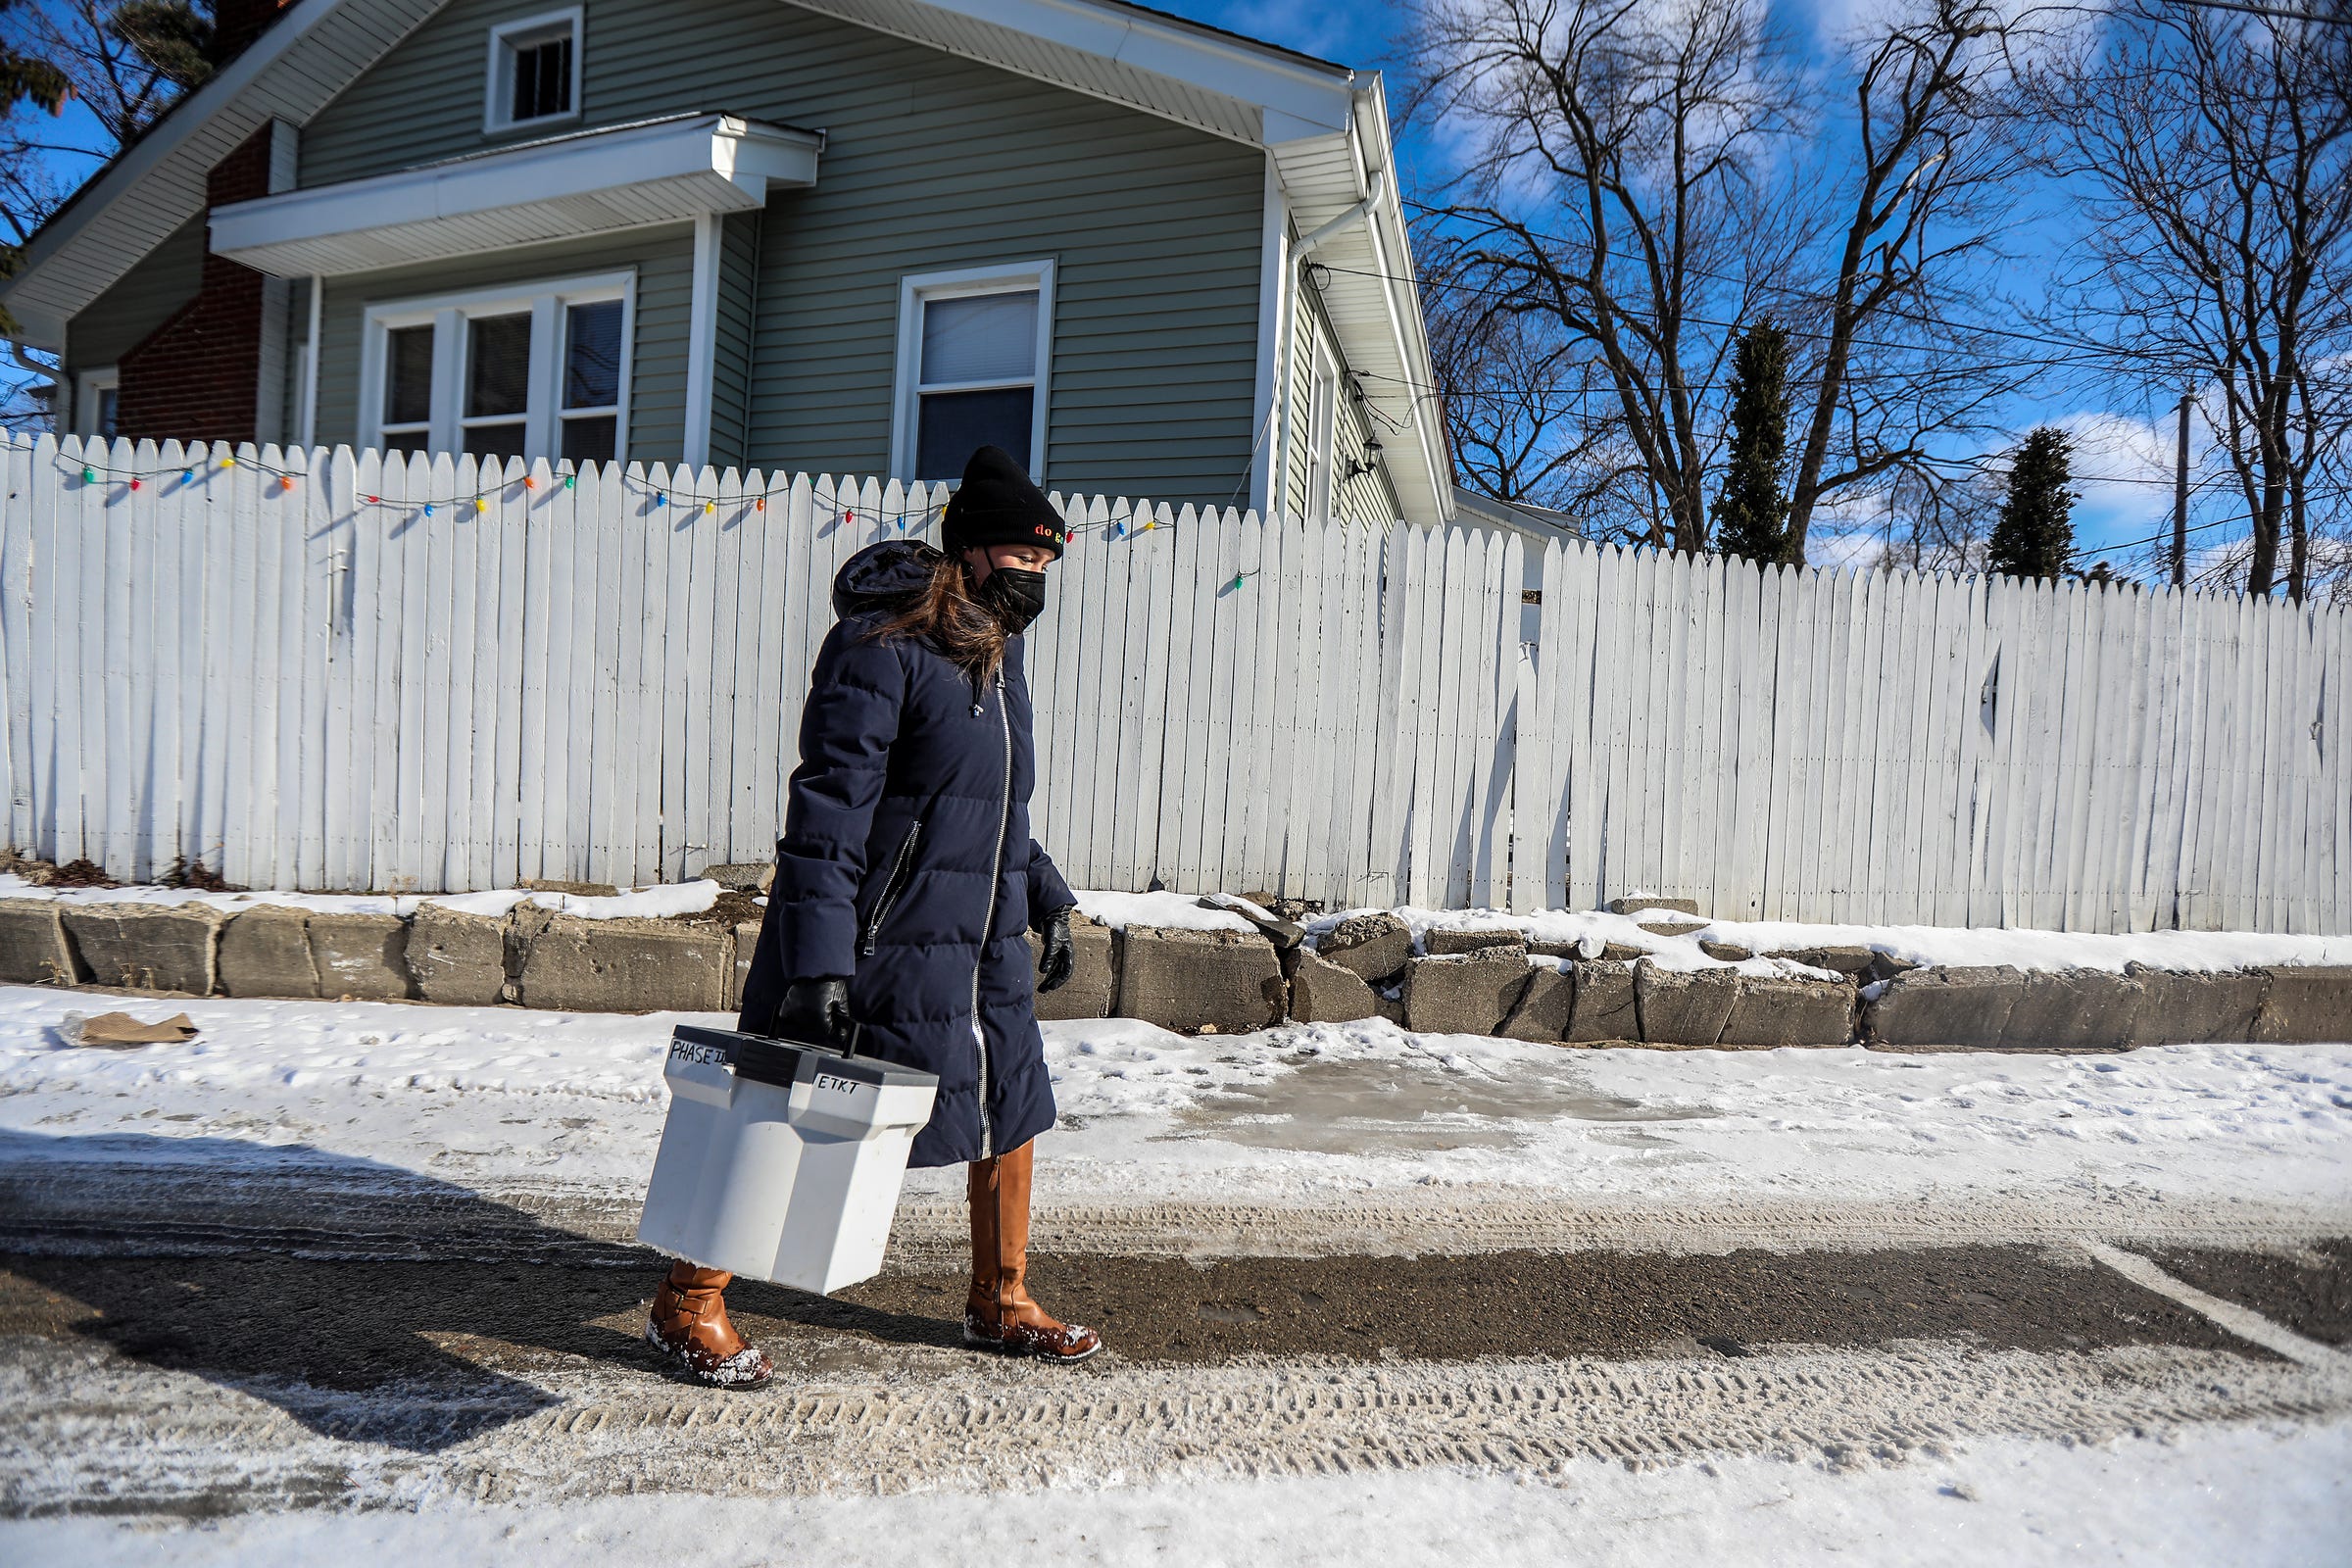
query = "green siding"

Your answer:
(299, 0), (1265, 506)
(311, 226), (695, 461)
(710, 210), (761, 471)
(1281, 270), (1315, 518)
(66, 215), (205, 373)
(1279, 272), (1400, 525)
